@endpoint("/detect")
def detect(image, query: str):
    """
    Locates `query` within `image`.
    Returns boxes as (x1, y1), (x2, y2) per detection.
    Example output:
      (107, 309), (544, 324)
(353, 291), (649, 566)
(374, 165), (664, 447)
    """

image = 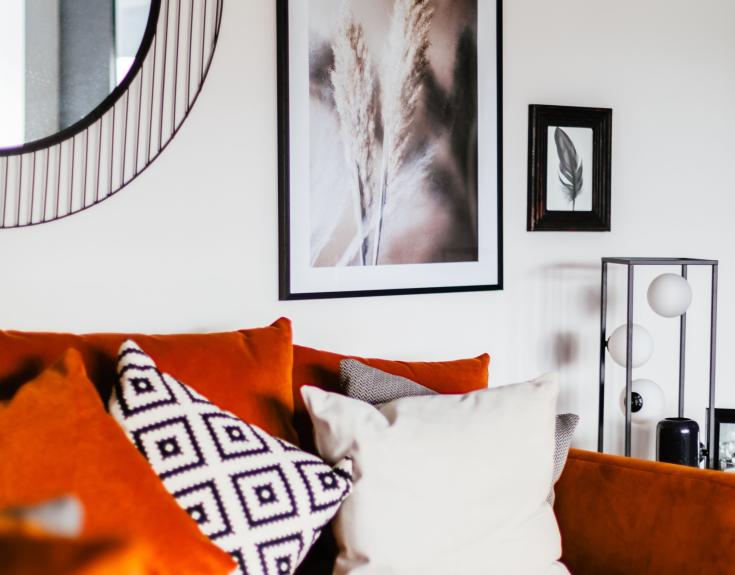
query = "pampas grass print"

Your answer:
(331, 5), (378, 265)
(330, 0), (435, 266)
(374, 0), (434, 265)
